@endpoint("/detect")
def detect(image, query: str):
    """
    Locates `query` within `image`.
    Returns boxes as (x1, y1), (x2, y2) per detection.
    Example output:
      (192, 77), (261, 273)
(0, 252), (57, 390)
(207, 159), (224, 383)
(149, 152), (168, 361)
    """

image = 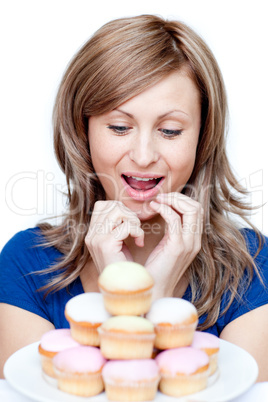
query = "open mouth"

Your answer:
(122, 174), (163, 191)
(121, 174), (164, 201)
